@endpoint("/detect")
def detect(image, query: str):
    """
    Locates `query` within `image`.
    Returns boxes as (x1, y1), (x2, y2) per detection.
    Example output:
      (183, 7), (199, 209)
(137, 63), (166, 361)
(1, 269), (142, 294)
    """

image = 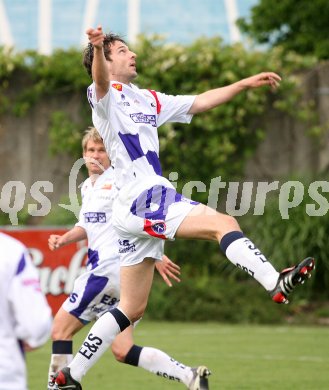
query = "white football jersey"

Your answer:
(0, 232), (52, 390)
(63, 167), (120, 321)
(87, 81), (195, 189)
(76, 166), (119, 267)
